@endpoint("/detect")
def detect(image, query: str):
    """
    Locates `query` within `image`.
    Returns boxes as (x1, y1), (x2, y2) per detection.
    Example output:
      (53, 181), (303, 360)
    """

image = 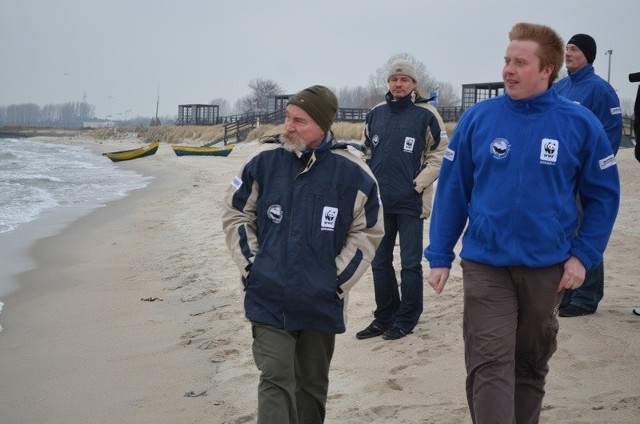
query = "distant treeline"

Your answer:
(0, 101), (96, 128)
